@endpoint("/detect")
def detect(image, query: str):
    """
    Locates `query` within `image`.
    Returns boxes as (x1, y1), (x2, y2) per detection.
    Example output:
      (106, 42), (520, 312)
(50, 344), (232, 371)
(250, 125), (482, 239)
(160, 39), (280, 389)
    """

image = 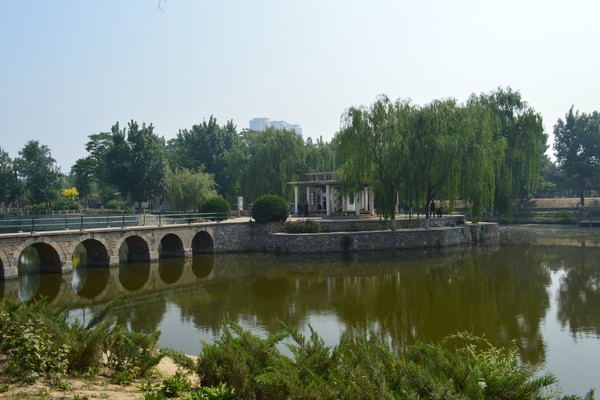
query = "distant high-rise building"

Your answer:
(249, 117), (270, 132)
(249, 117), (302, 136)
